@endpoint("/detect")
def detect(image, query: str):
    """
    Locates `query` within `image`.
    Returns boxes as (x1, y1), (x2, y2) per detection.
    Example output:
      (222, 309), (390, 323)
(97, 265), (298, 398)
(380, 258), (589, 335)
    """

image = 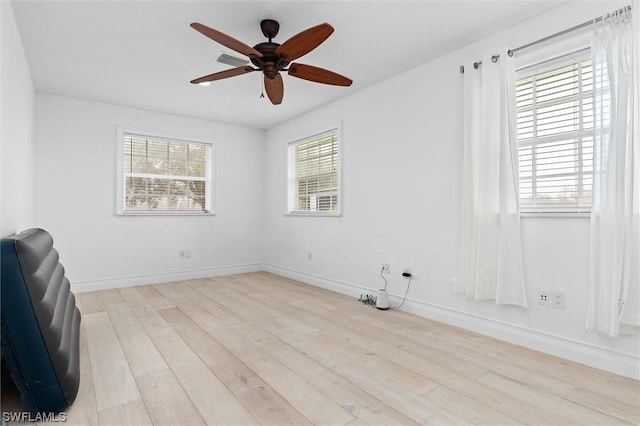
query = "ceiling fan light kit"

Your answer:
(190, 19), (353, 105)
